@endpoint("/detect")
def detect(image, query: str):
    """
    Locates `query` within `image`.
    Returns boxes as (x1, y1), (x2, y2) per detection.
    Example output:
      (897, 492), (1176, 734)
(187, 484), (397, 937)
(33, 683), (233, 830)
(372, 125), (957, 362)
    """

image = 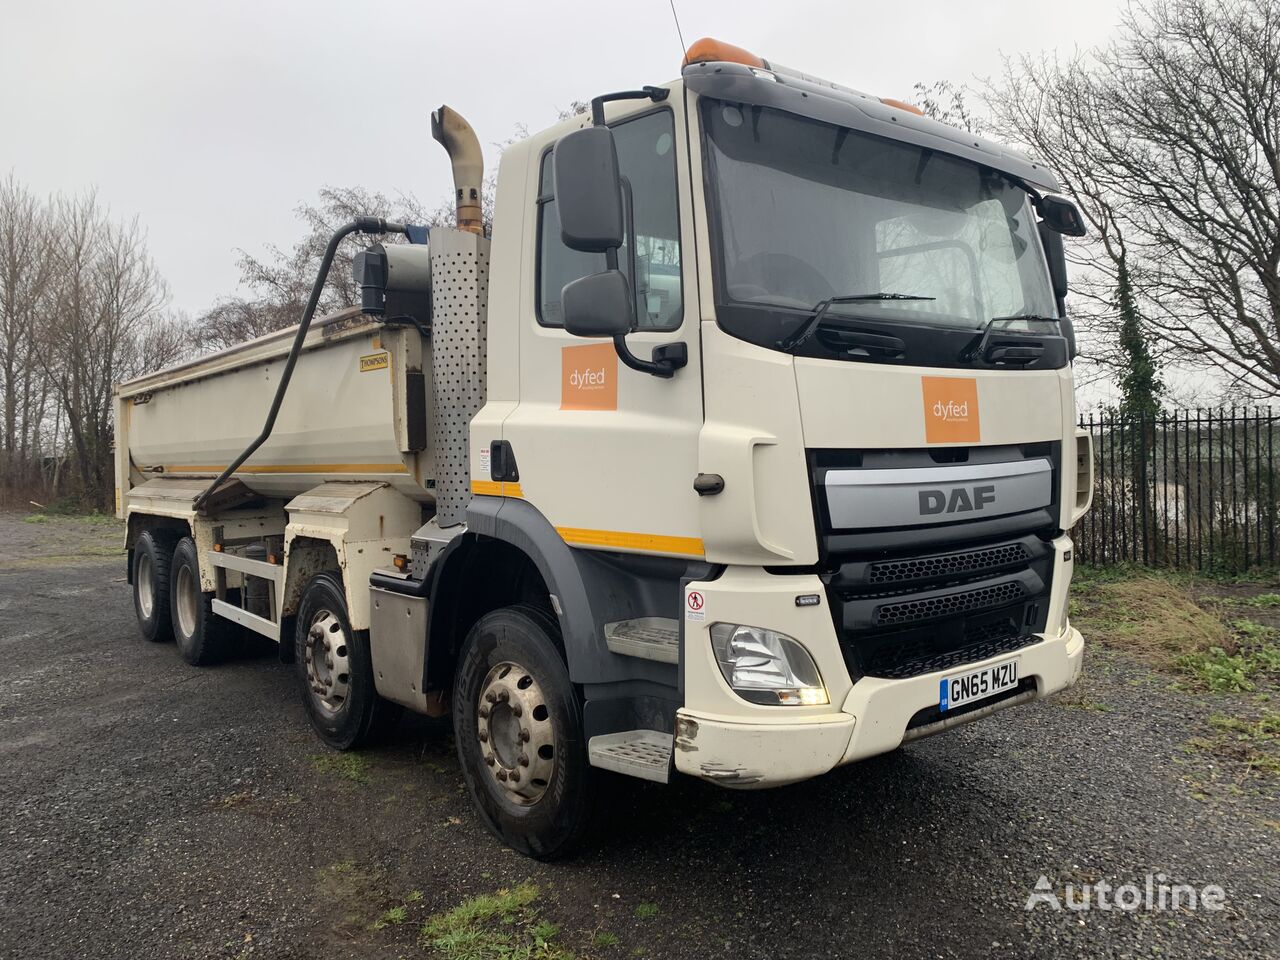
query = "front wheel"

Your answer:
(294, 571), (401, 750)
(453, 605), (594, 860)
